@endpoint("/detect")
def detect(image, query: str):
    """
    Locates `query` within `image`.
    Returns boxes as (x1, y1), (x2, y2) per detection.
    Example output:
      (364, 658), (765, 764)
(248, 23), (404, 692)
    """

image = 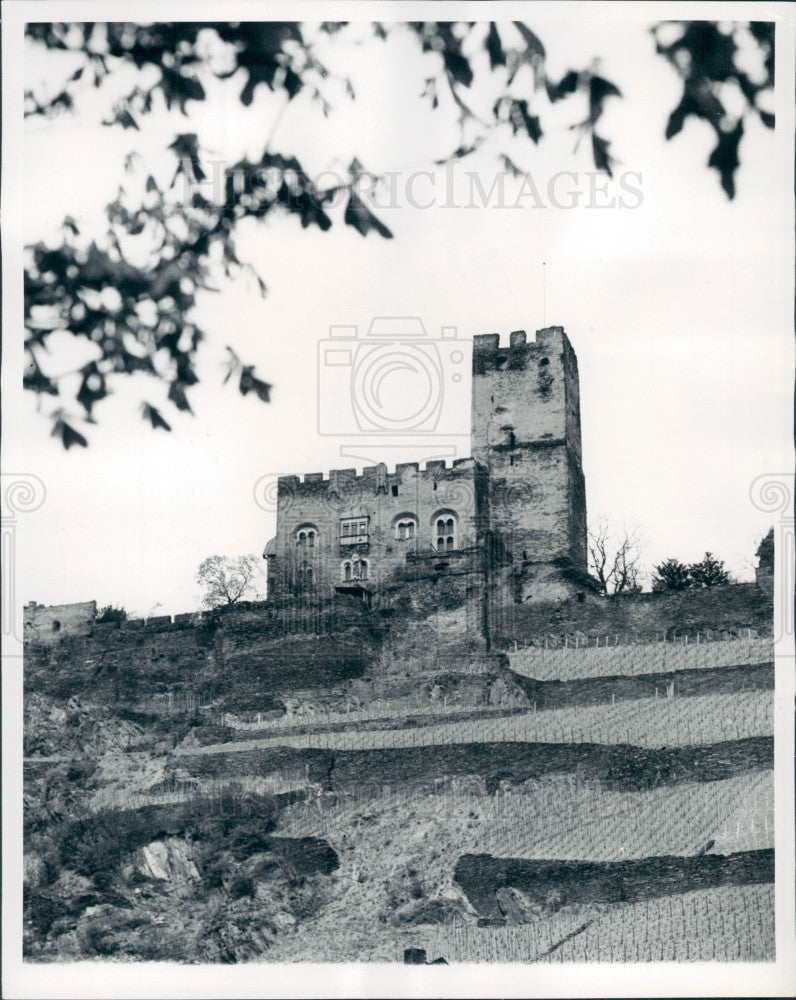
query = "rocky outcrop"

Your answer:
(135, 838), (200, 884)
